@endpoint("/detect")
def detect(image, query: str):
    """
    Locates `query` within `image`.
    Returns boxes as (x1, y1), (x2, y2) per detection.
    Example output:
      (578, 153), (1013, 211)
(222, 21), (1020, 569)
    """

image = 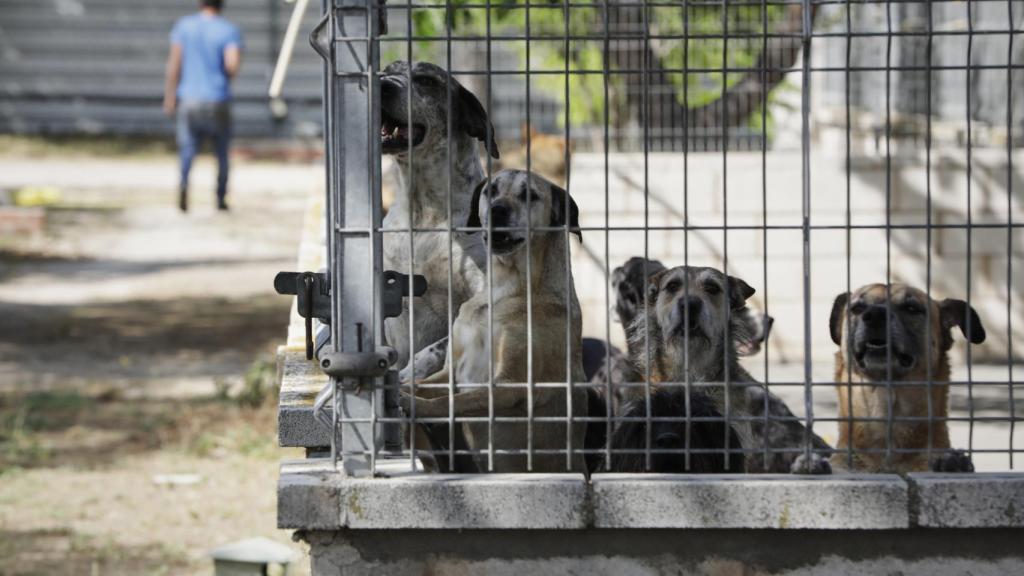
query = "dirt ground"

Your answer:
(0, 144), (317, 575)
